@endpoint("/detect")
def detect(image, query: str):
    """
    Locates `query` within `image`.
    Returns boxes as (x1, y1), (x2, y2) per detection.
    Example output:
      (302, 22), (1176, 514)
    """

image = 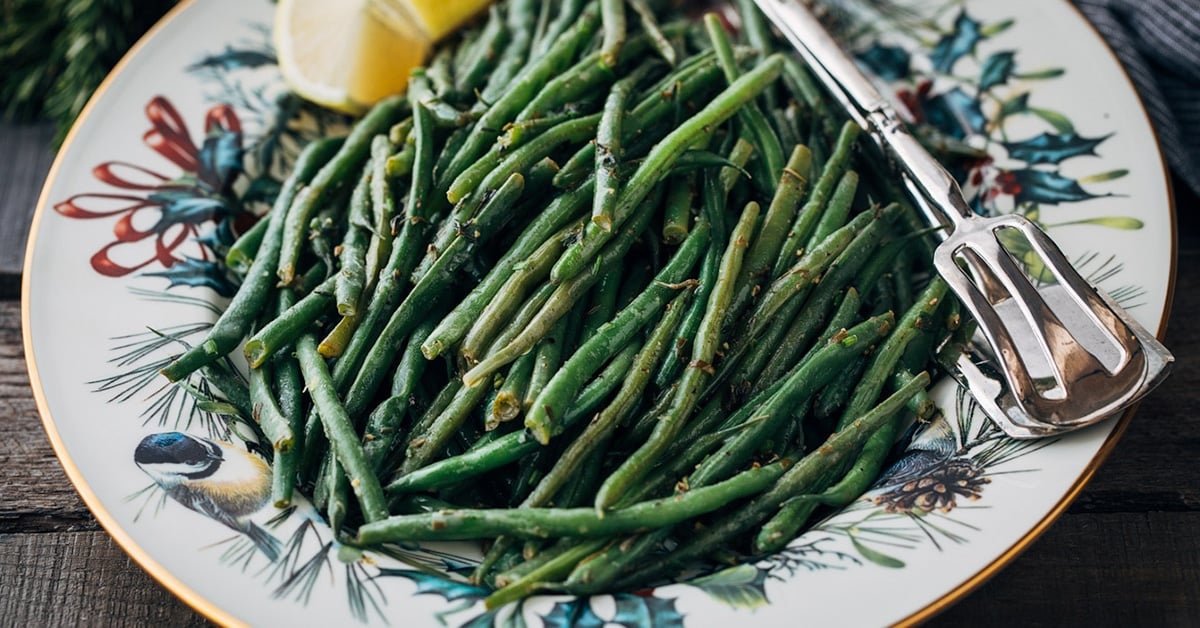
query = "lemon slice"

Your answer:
(275, 0), (489, 114)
